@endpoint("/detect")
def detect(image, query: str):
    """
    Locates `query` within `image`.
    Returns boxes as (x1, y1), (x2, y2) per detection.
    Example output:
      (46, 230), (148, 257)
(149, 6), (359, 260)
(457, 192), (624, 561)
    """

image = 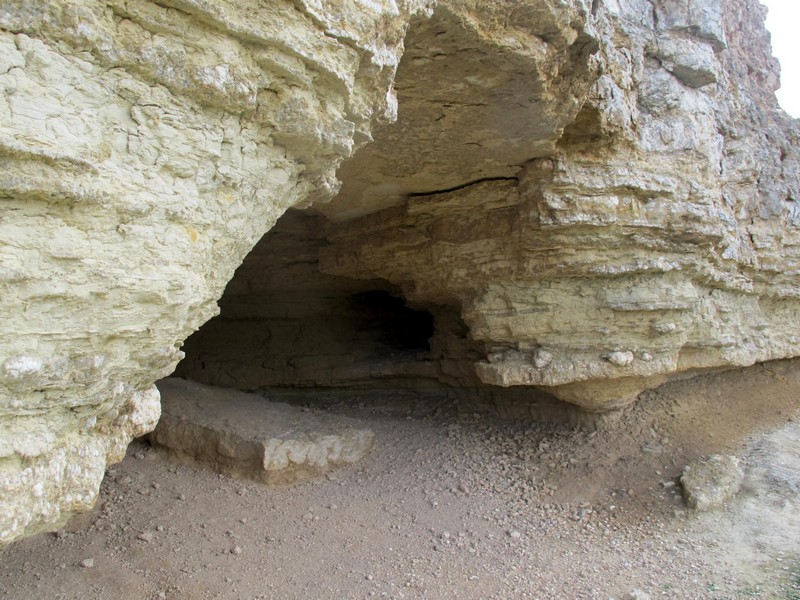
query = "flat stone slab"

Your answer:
(149, 378), (375, 485)
(680, 454), (744, 511)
